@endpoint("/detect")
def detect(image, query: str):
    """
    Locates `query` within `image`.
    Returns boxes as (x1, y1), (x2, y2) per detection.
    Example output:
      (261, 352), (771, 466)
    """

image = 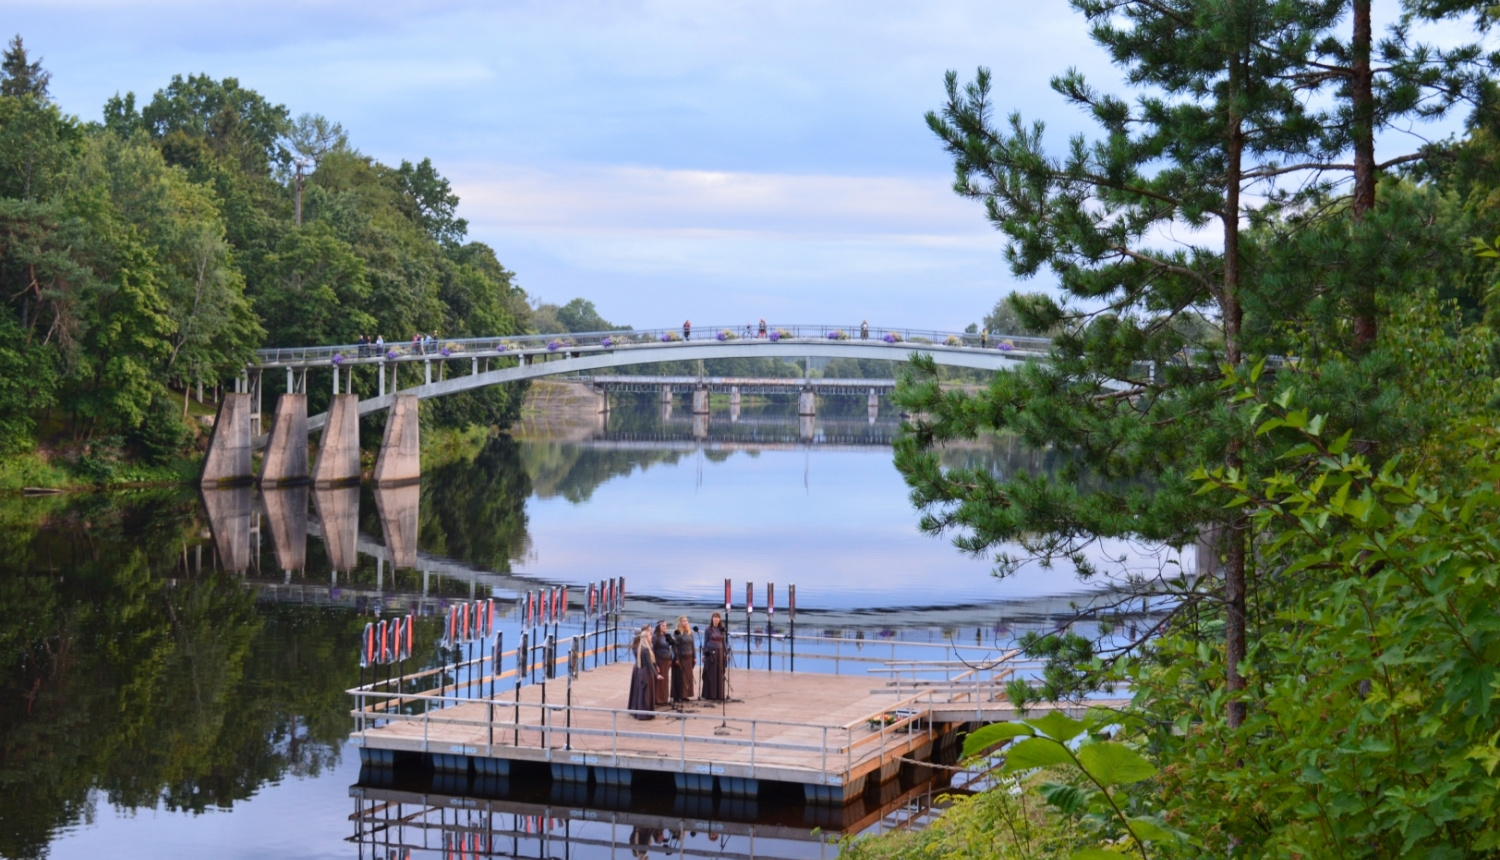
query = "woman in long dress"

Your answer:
(652, 621), (674, 706)
(700, 612), (727, 701)
(671, 616), (696, 701)
(627, 625), (656, 719)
